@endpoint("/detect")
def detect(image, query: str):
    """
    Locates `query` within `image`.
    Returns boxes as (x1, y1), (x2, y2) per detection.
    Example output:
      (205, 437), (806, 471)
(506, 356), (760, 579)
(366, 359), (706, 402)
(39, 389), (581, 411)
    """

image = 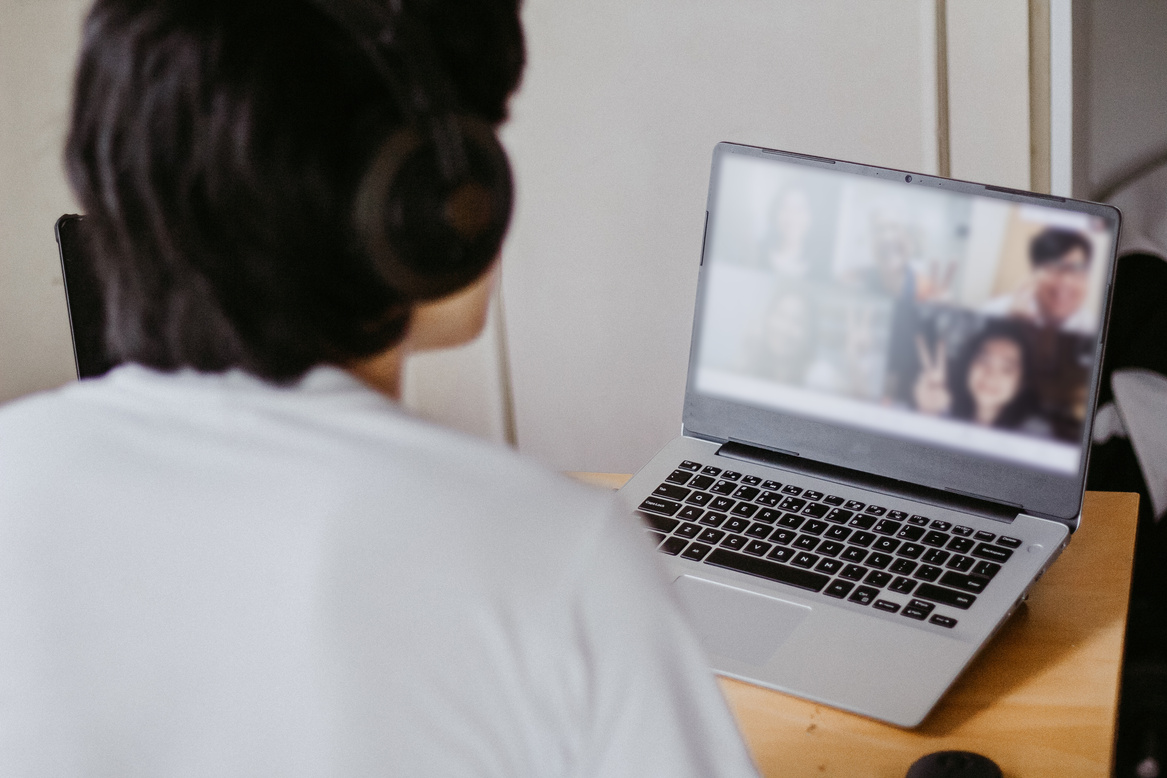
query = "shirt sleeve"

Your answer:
(566, 500), (760, 778)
